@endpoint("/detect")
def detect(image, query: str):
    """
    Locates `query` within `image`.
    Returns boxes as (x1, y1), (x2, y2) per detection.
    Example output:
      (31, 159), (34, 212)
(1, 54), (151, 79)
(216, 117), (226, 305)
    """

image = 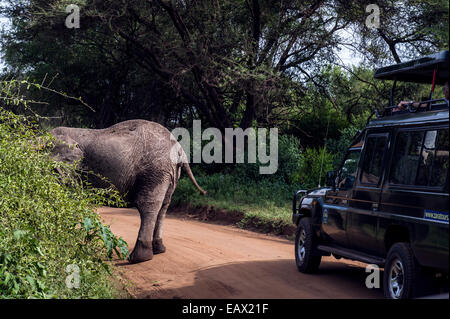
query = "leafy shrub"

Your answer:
(195, 134), (302, 185)
(294, 147), (336, 189)
(0, 108), (129, 299)
(274, 134), (303, 184)
(326, 126), (360, 166)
